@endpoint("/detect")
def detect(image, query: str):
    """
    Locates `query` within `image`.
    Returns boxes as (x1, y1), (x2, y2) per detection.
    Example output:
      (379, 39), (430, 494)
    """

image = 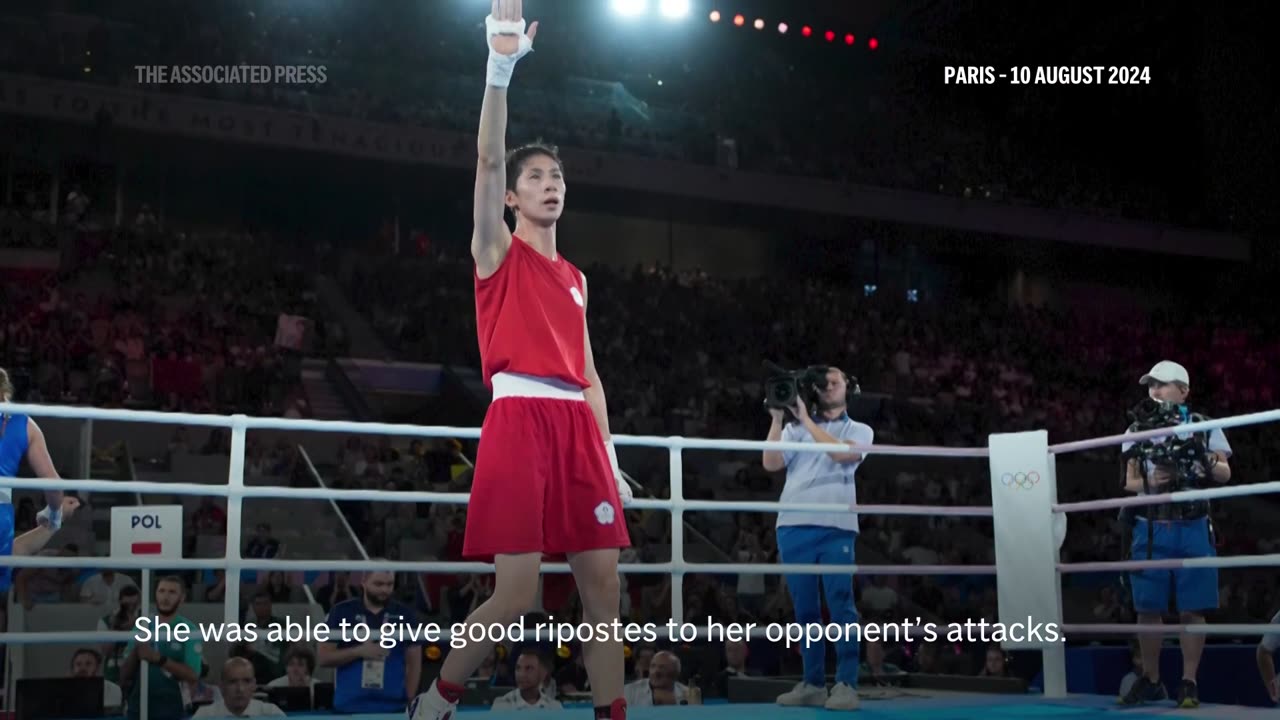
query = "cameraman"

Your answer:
(762, 367), (872, 712)
(1118, 361), (1231, 709)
